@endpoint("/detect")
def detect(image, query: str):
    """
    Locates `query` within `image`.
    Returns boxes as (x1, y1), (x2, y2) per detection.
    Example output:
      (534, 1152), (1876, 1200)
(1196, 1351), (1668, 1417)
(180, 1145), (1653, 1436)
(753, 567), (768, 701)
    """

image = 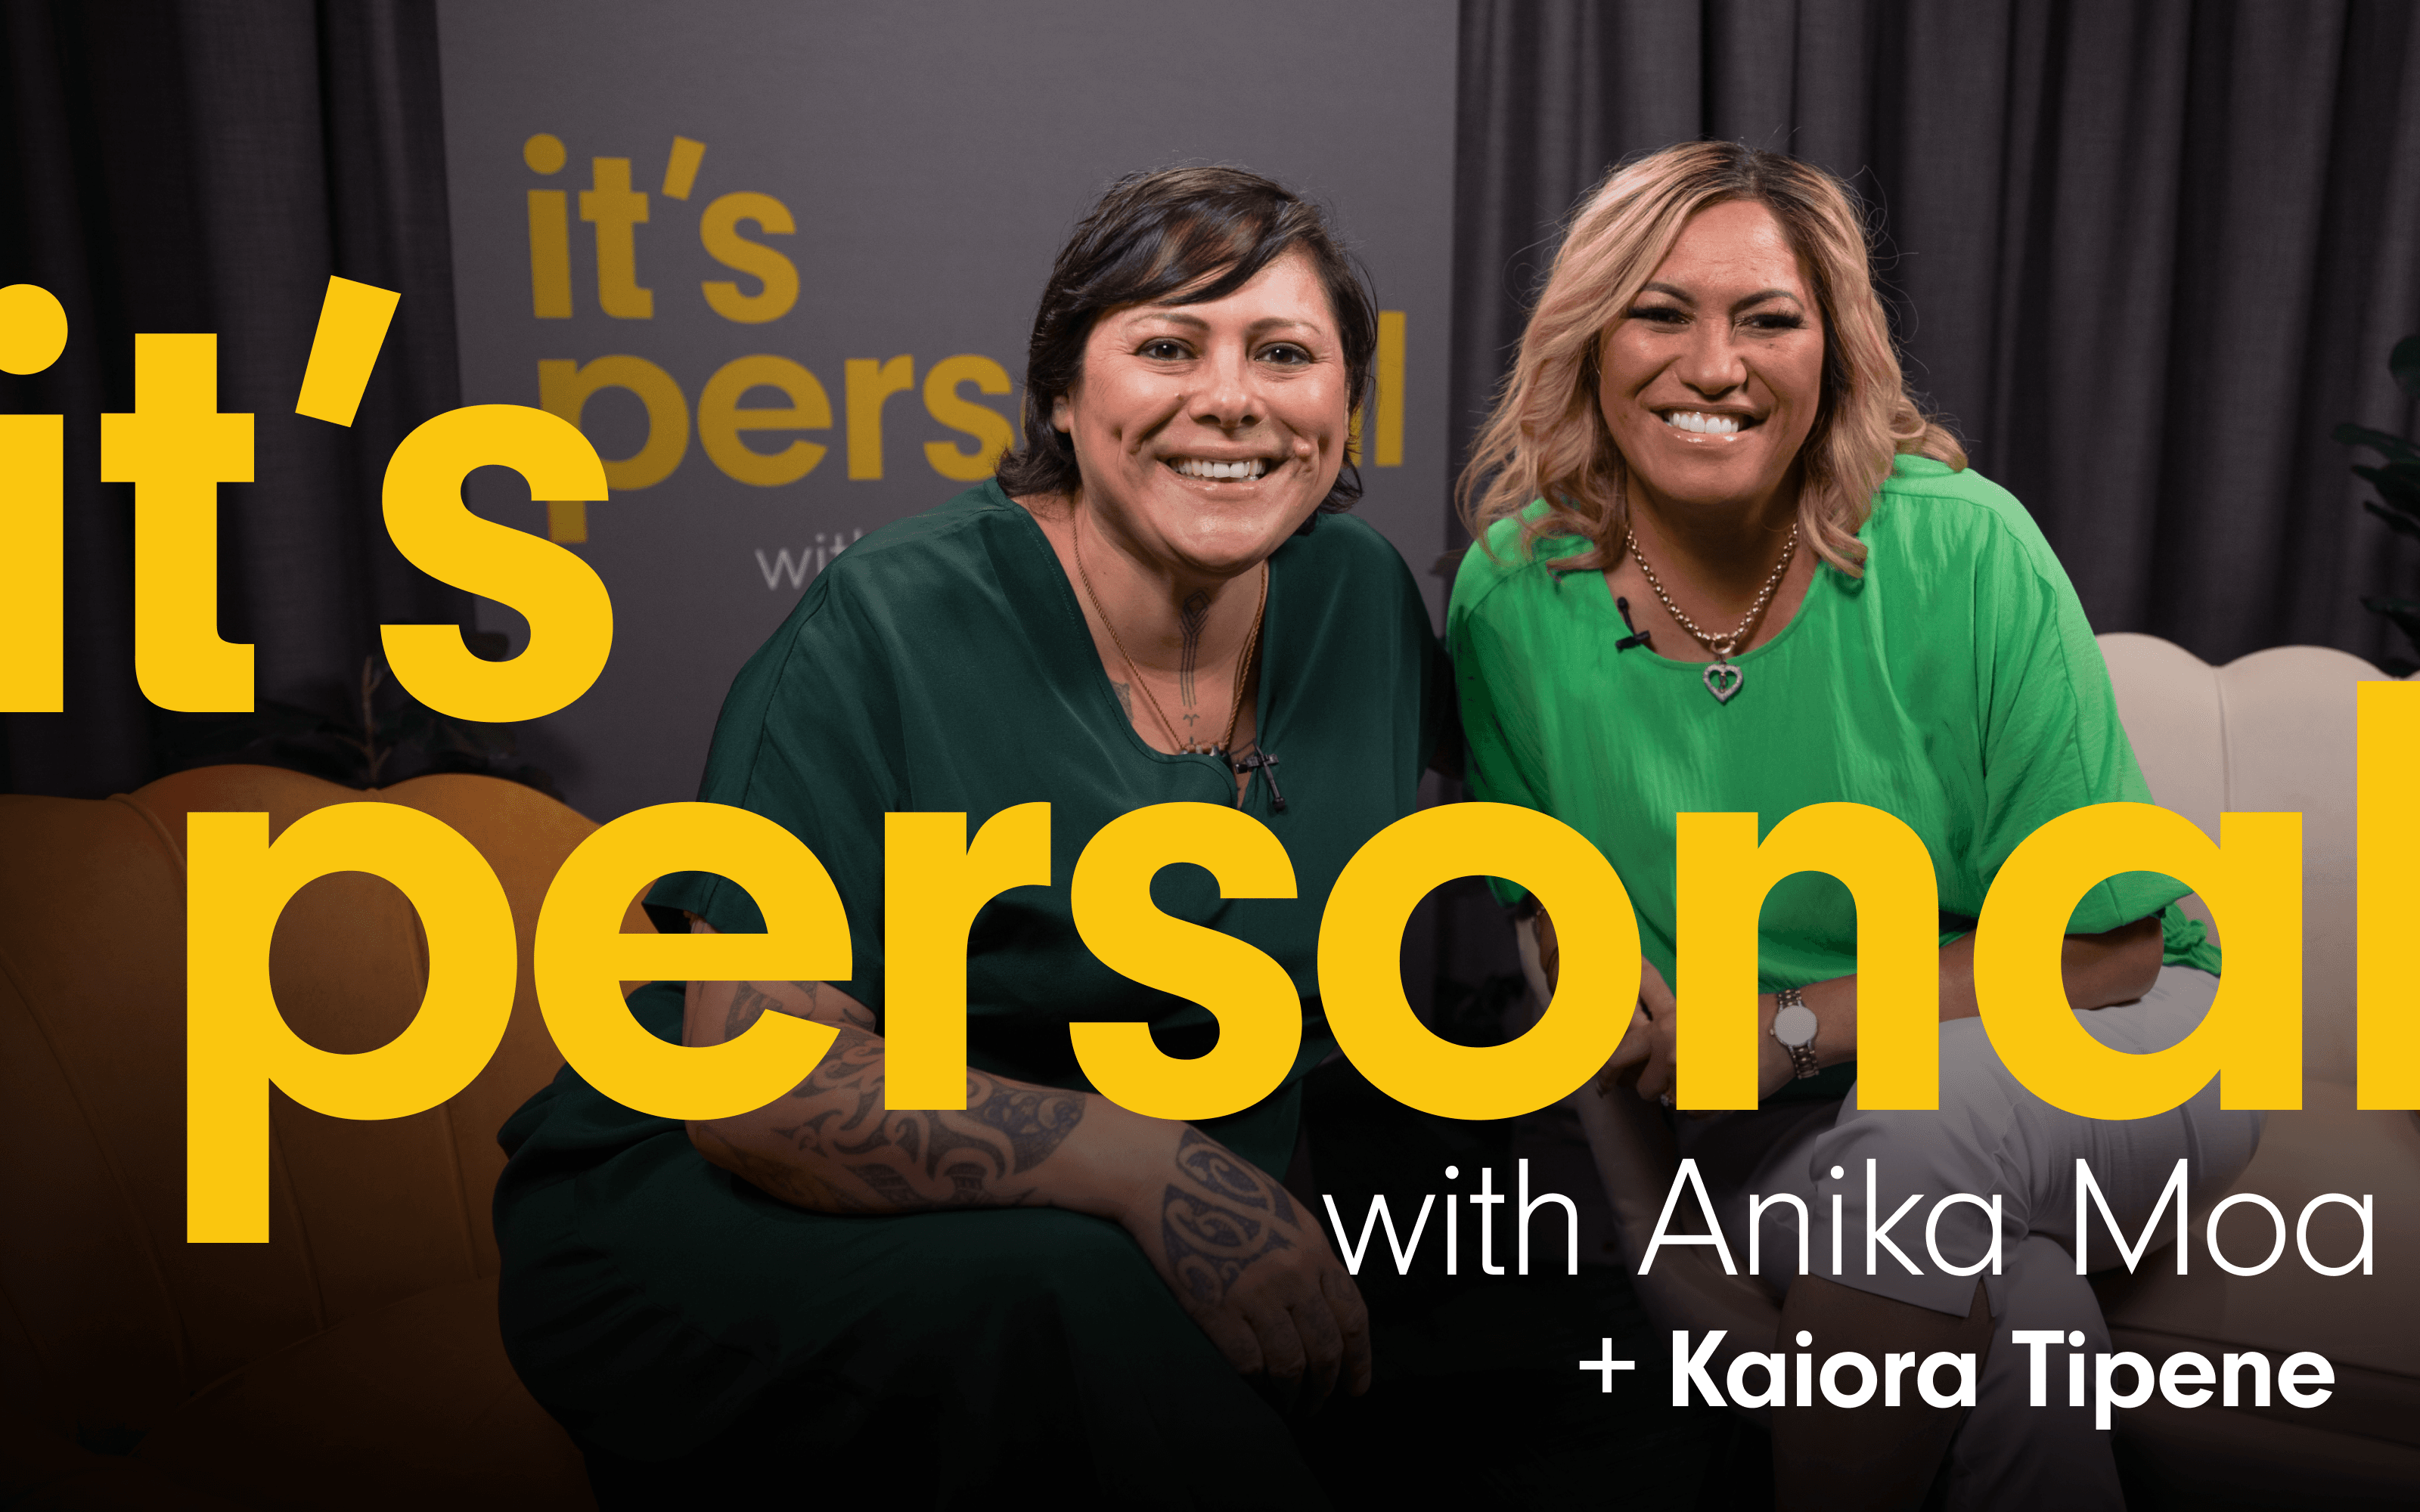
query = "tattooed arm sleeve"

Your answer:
(680, 954), (1357, 1388)
(674, 921), (1324, 1346)
(681, 964), (1091, 1216)
(1155, 1126), (1305, 1309)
